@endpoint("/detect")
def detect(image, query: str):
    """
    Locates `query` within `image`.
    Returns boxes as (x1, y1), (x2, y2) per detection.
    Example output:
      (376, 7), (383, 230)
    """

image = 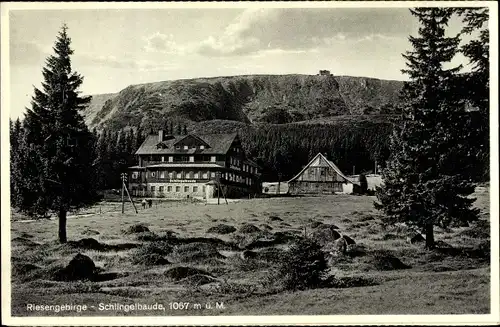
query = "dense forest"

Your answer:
(10, 118), (395, 190)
